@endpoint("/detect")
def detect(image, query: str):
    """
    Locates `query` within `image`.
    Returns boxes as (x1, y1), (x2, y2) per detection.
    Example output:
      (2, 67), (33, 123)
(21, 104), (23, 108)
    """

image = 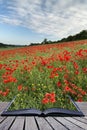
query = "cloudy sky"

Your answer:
(0, 0), (87, 45)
